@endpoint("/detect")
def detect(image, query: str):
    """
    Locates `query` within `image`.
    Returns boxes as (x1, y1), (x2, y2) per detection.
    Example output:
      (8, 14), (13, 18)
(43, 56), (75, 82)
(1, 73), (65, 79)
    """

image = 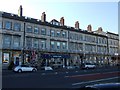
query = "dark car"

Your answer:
(79, 83), (120, 90)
